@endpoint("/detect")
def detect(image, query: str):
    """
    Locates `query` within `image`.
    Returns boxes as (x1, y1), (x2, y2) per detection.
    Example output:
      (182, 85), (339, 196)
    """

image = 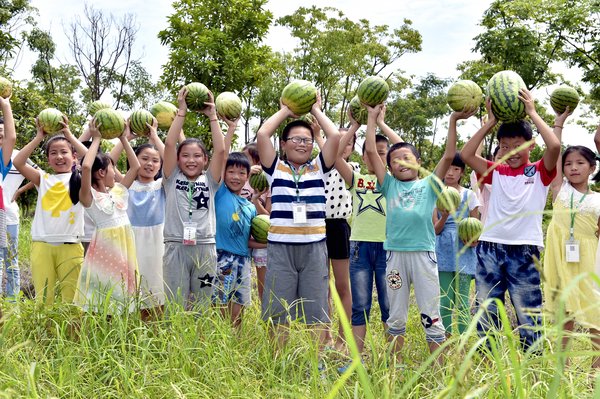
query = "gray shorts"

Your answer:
(163, 242), (217, 310)
(261, 241), (329, 325)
